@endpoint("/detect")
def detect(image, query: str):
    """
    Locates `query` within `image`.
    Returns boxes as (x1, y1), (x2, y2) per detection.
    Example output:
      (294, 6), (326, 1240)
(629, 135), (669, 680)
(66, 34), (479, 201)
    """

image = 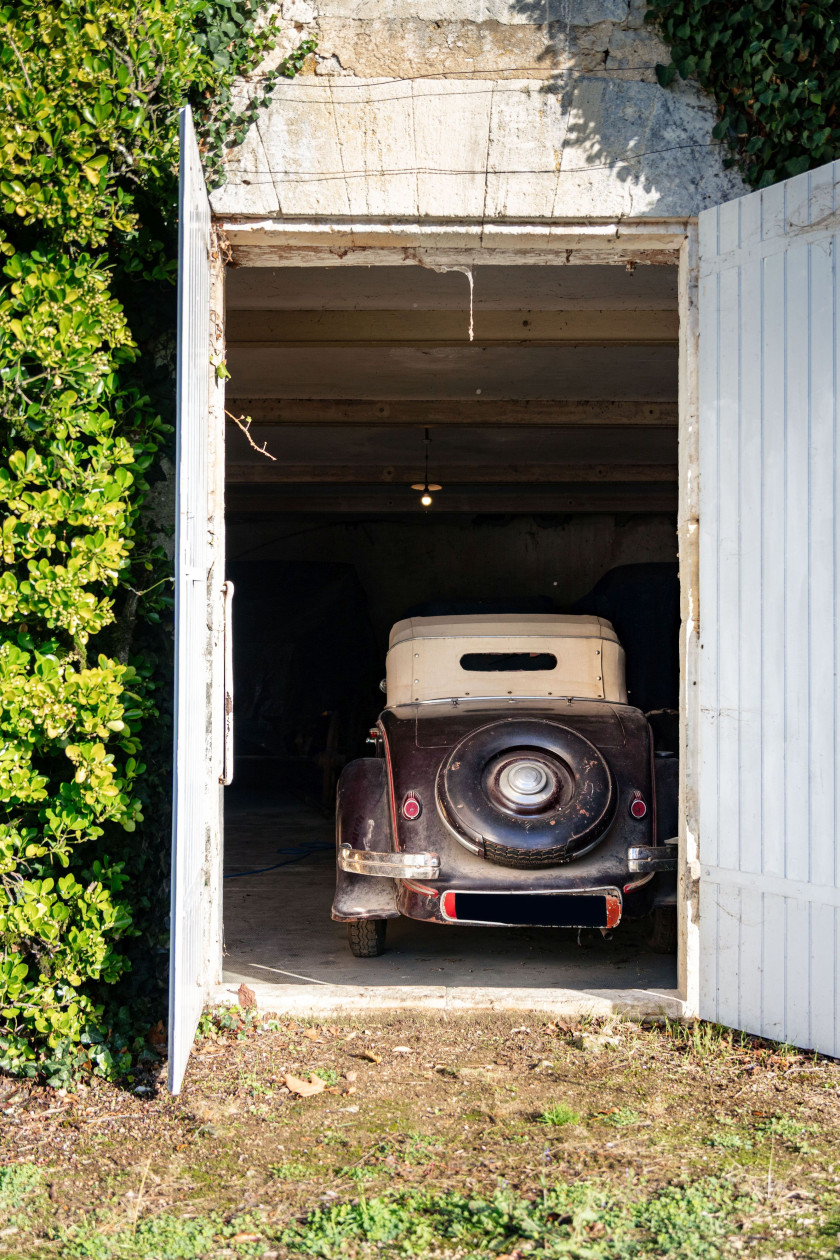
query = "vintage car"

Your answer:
(332, 613), (677, 956)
